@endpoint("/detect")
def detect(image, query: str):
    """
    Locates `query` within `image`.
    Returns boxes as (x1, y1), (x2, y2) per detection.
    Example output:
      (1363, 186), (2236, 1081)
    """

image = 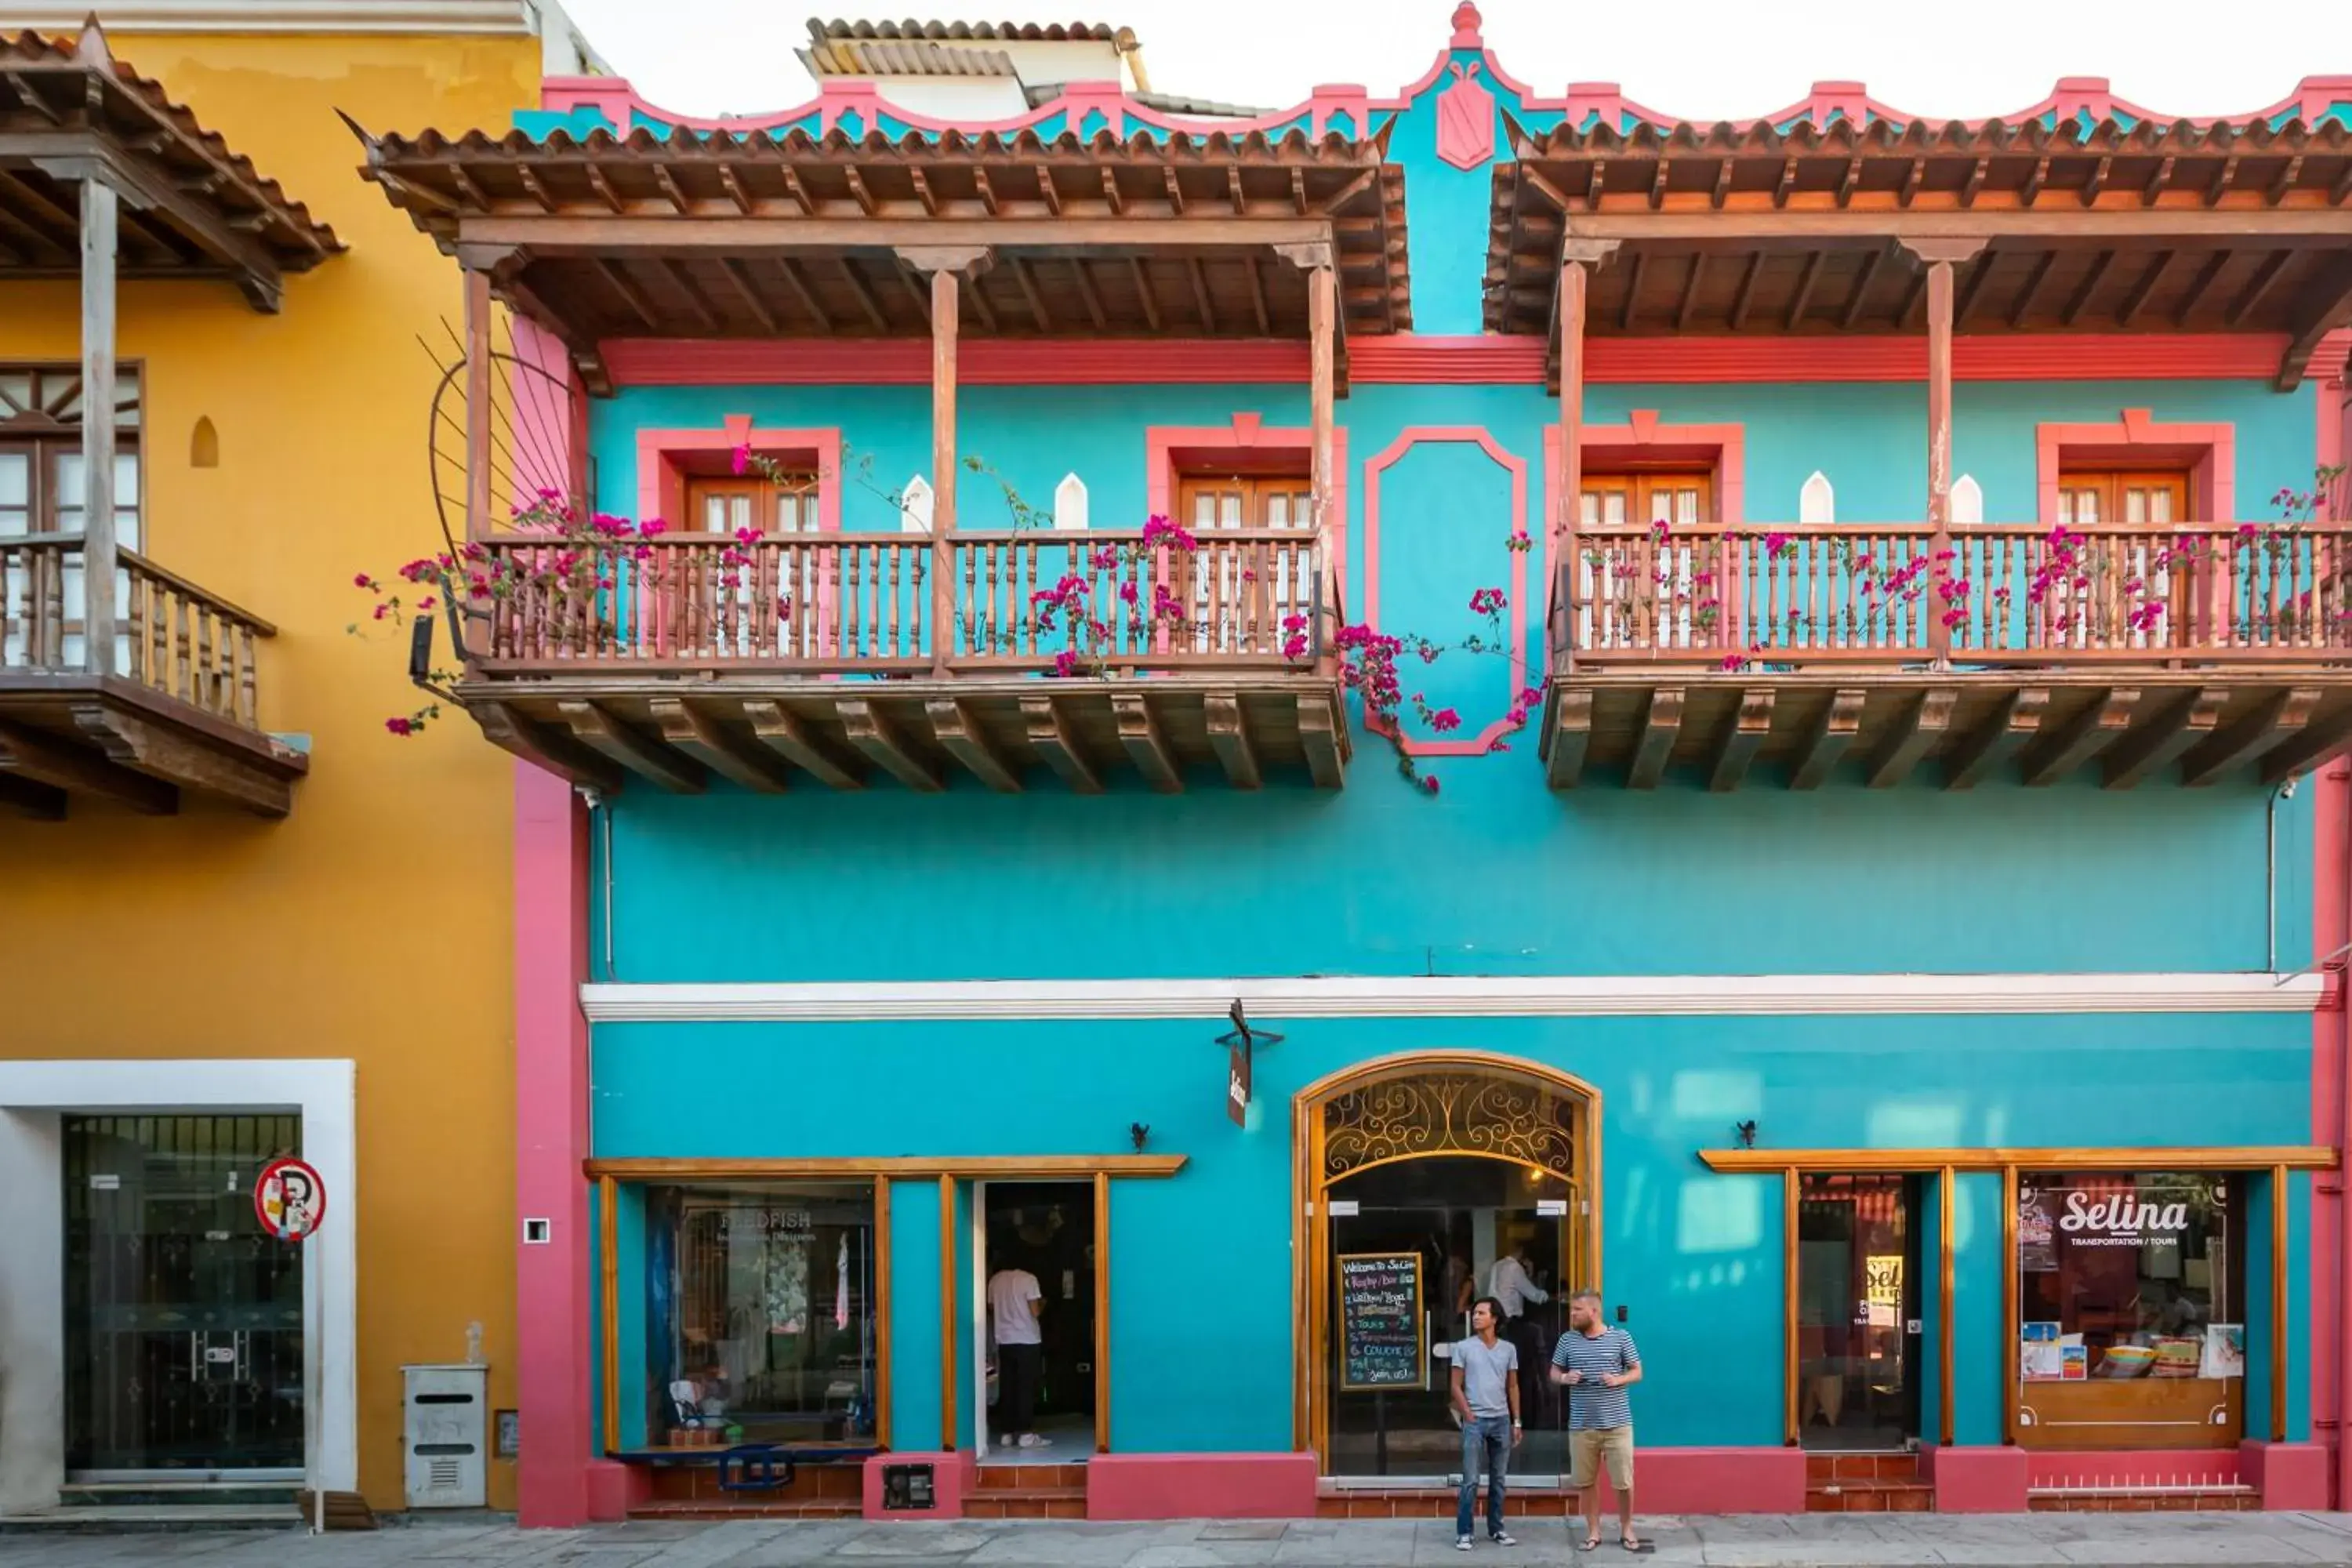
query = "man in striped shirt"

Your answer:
(1549, 1290), (1645, 1552)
